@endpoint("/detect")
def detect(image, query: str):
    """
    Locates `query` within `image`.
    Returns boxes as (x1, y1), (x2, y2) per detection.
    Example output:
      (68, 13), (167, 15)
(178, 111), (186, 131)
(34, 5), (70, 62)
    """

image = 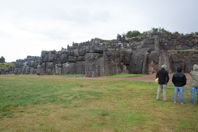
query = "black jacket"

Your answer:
(156, 68), (169, 84)
(172, 72), (187, 87)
